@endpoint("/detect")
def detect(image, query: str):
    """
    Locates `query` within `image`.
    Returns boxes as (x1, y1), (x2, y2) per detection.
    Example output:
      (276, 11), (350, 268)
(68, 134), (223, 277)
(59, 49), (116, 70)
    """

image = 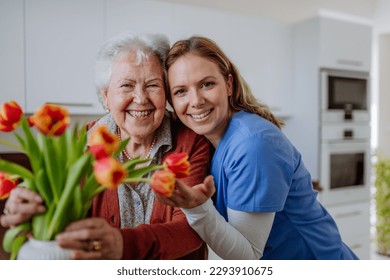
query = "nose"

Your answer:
(189, 89), (205, 108)
(133, 86), (148, 105)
